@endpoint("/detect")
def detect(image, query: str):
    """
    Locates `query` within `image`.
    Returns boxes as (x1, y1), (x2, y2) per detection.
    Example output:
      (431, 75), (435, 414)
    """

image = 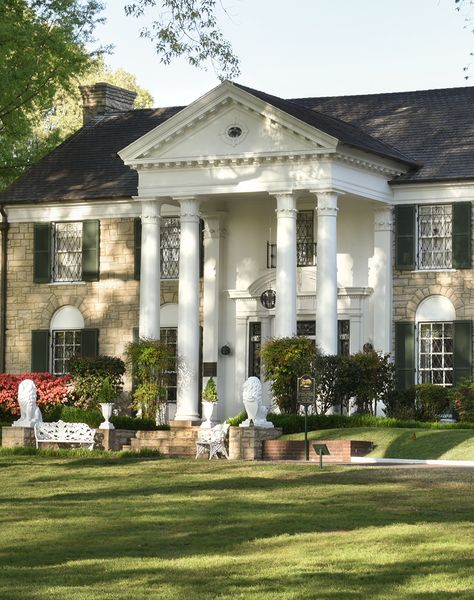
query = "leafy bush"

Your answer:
(125, 339), (174, 421)
(415, 384), (451, 422)
(383, 388), (417, 420)
(314, 355), (359, 415)
(261, 337), (319, 413)
(0, 373), (70, 422)
(111, 415), (167, 431)
(449, 380), (474, 422)
(350, 352), (394, 415)
(69, 356), (125, 410)
(45, 406), (166, 431)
